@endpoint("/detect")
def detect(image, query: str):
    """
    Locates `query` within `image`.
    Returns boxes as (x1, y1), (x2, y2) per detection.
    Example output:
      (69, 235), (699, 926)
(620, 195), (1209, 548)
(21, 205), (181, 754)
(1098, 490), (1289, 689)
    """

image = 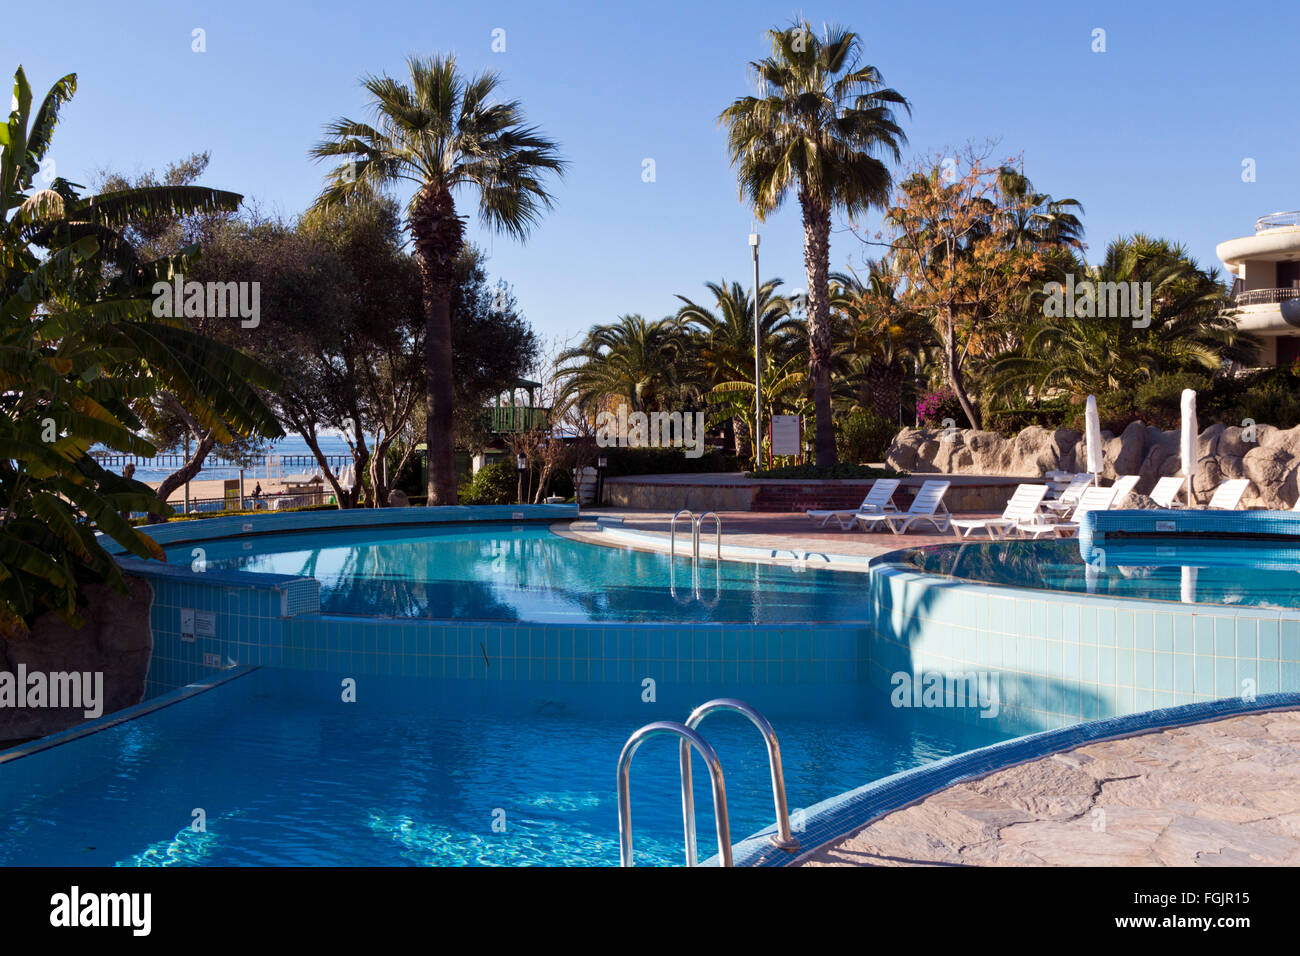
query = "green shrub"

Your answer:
(746, 463), (902, 480)
(459, 460), (520, 505)
(601, 446), (743, 477)
(835, 409), (897, 464)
